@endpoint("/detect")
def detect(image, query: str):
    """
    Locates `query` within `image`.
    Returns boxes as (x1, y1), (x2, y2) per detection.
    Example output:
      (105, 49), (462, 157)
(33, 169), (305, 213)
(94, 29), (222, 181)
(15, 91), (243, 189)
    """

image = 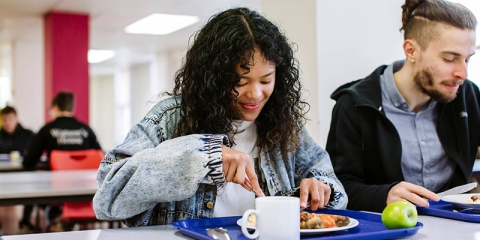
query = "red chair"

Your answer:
(50, 149), (103, 171)
(49, 149), (103, 229)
